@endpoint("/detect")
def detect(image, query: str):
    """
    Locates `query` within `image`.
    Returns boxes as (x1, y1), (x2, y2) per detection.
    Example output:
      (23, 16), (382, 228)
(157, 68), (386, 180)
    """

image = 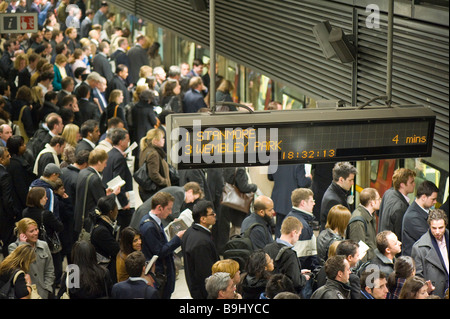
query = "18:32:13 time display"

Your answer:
(281, 149), (336, 160)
